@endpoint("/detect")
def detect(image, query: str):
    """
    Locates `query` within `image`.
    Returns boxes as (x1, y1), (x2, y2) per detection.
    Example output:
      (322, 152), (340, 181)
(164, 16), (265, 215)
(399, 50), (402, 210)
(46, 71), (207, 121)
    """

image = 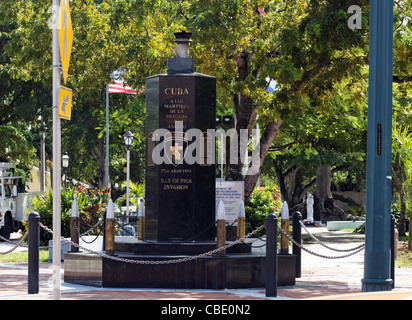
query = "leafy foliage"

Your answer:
(0, 0), (412, 242)
(245, 185), (282, 235)
(115, 181), (145, 208)
(30, 185), (110, 245)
